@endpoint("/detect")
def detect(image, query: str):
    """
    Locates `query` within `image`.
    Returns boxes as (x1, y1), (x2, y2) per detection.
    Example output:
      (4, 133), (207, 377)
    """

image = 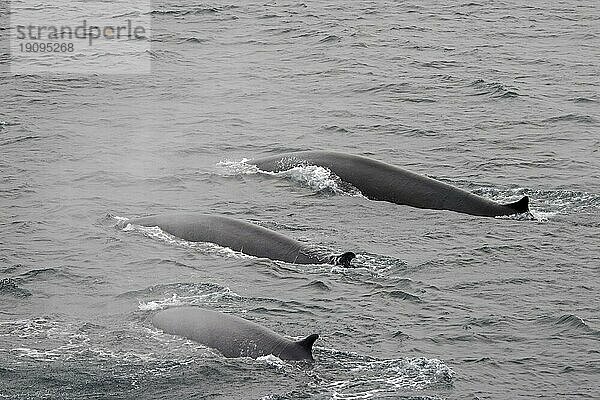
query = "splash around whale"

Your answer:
(152, 307), (318, 361)
(126, 213), (356, 266)
(250, 151), (529, 218)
